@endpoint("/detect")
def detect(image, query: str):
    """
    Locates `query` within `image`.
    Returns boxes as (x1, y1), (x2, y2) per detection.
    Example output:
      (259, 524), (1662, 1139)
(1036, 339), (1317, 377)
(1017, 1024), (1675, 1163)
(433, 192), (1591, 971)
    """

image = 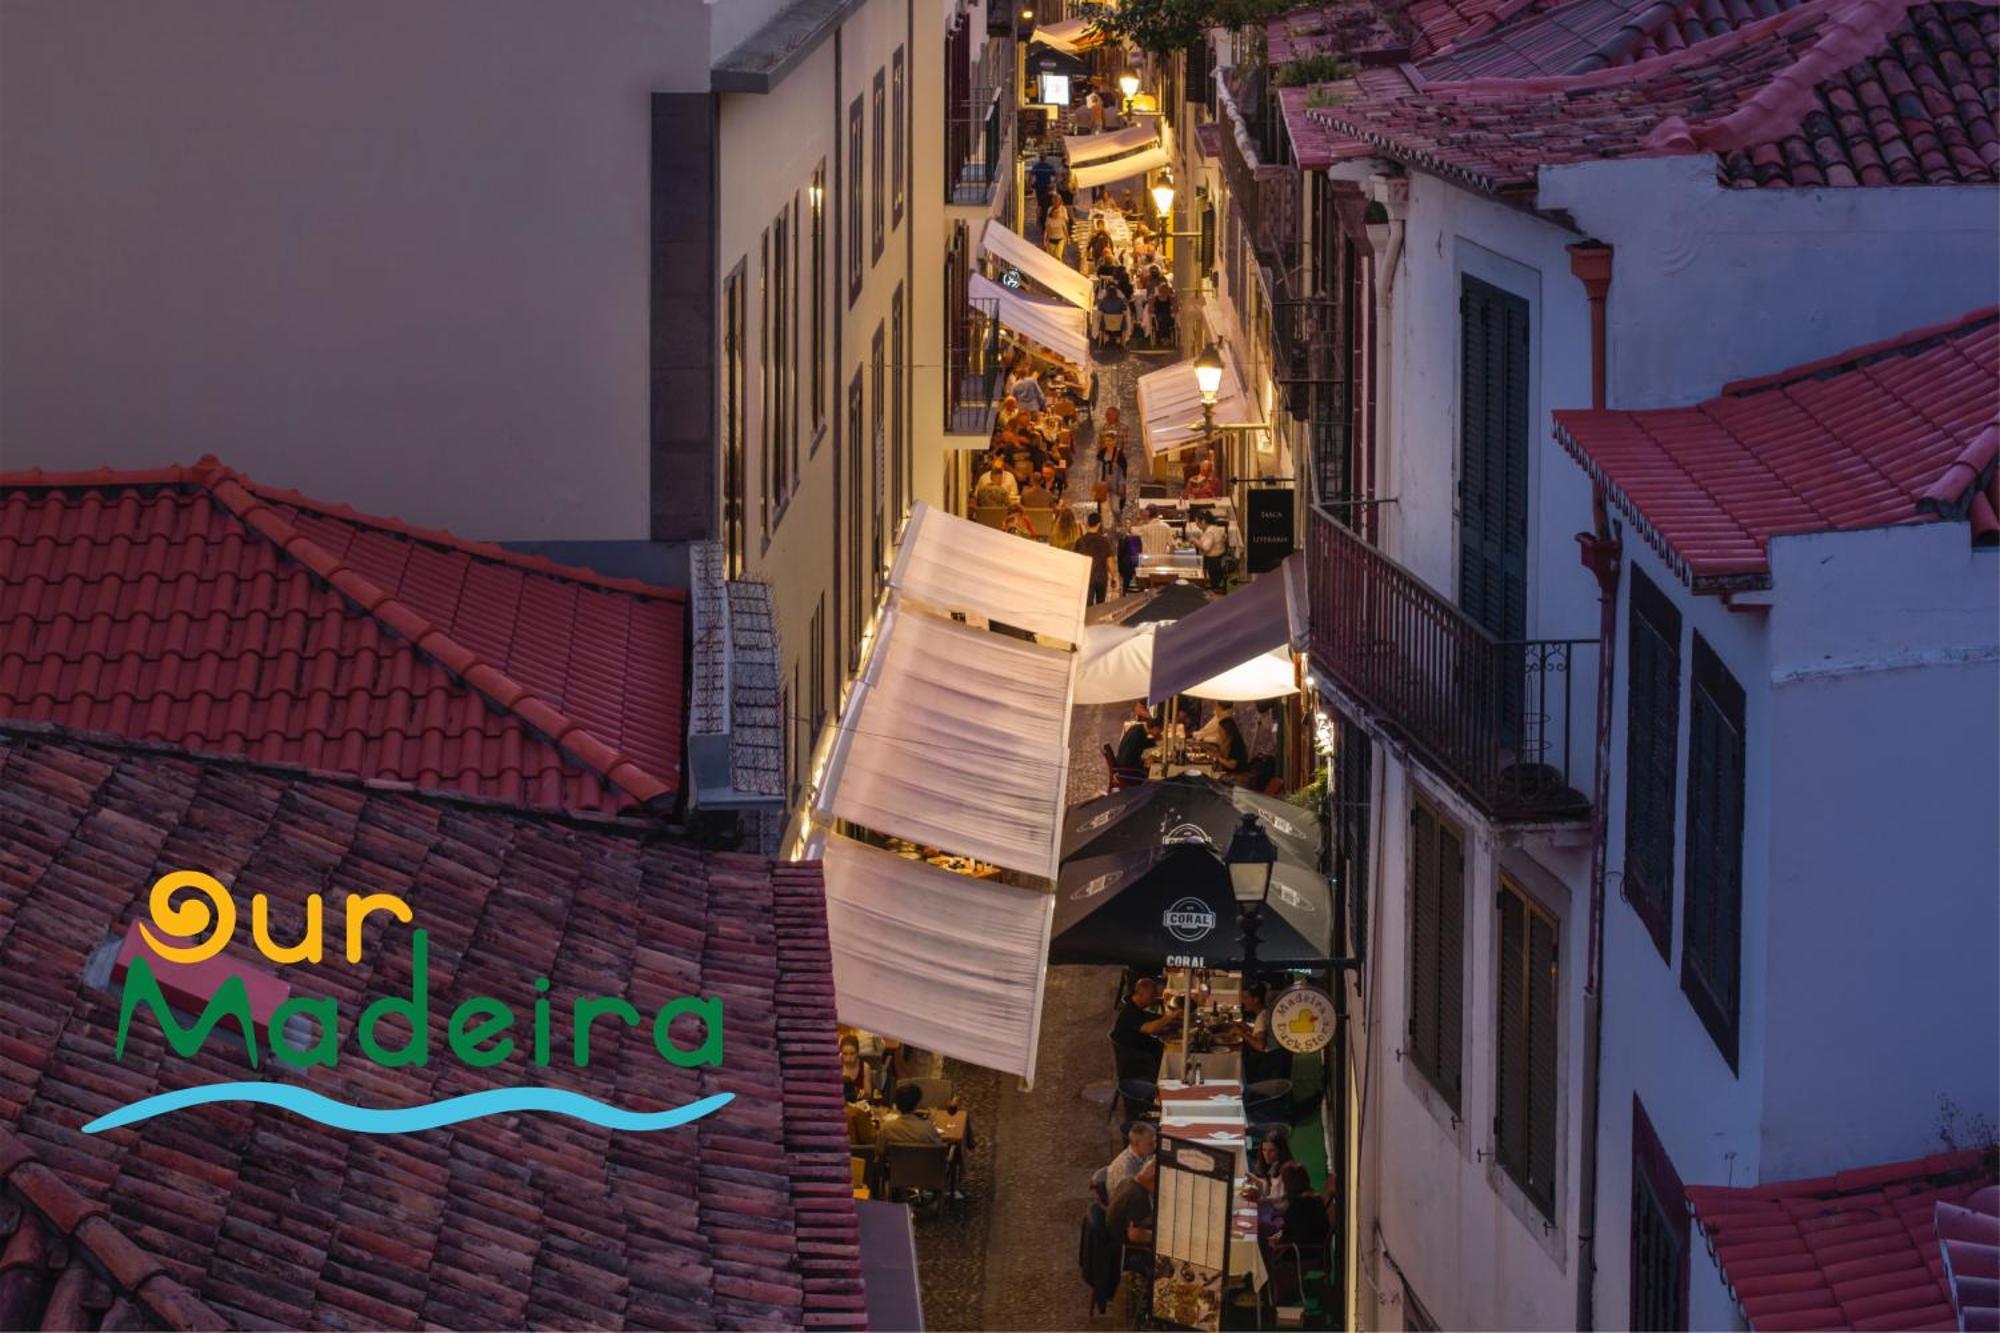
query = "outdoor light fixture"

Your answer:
(1021, 5), (1034, 19)
(1193, 342), (1225, 405)
(1151, 178), (1175, 219)
(1224, 811), (1277, 909)
(1119, 72), (1140, 105)
(809, 179), (824, 211)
